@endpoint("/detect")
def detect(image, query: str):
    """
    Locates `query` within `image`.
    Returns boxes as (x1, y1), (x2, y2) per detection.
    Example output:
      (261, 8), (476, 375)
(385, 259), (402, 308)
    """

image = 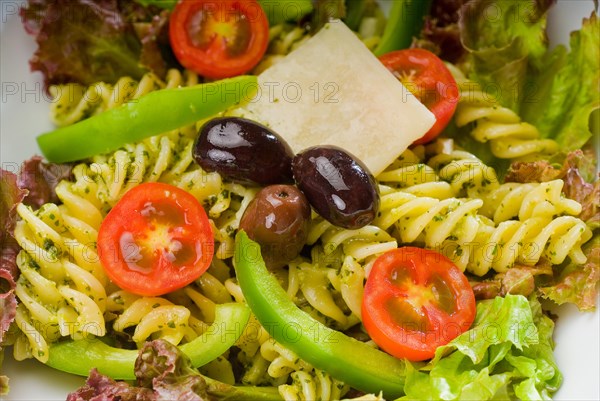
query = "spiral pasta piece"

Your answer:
(253, 24), (312, 74)
(49, 69), (200, 127)
(13, 201), (107, 346)
(480, 179), (582, 224)
(452, 71), (559, 159)
(307, 212), (397, 261)
(234, 314), (305, 387)
(86, 134), (222, 208)
(296, 264), (351, 327)
(375, 184), (592, 275)
(279, 369), (348, 401)
(377, 148), (455, 199)
(338, 255), (366, 320)
(290, 214), (394, 328)
(375, 188), (483, 270)
(13, 304), (50, 362)
(469, 216), (592, 276)
(427, 149), (500, 198)
(210, 183), (258, 259)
